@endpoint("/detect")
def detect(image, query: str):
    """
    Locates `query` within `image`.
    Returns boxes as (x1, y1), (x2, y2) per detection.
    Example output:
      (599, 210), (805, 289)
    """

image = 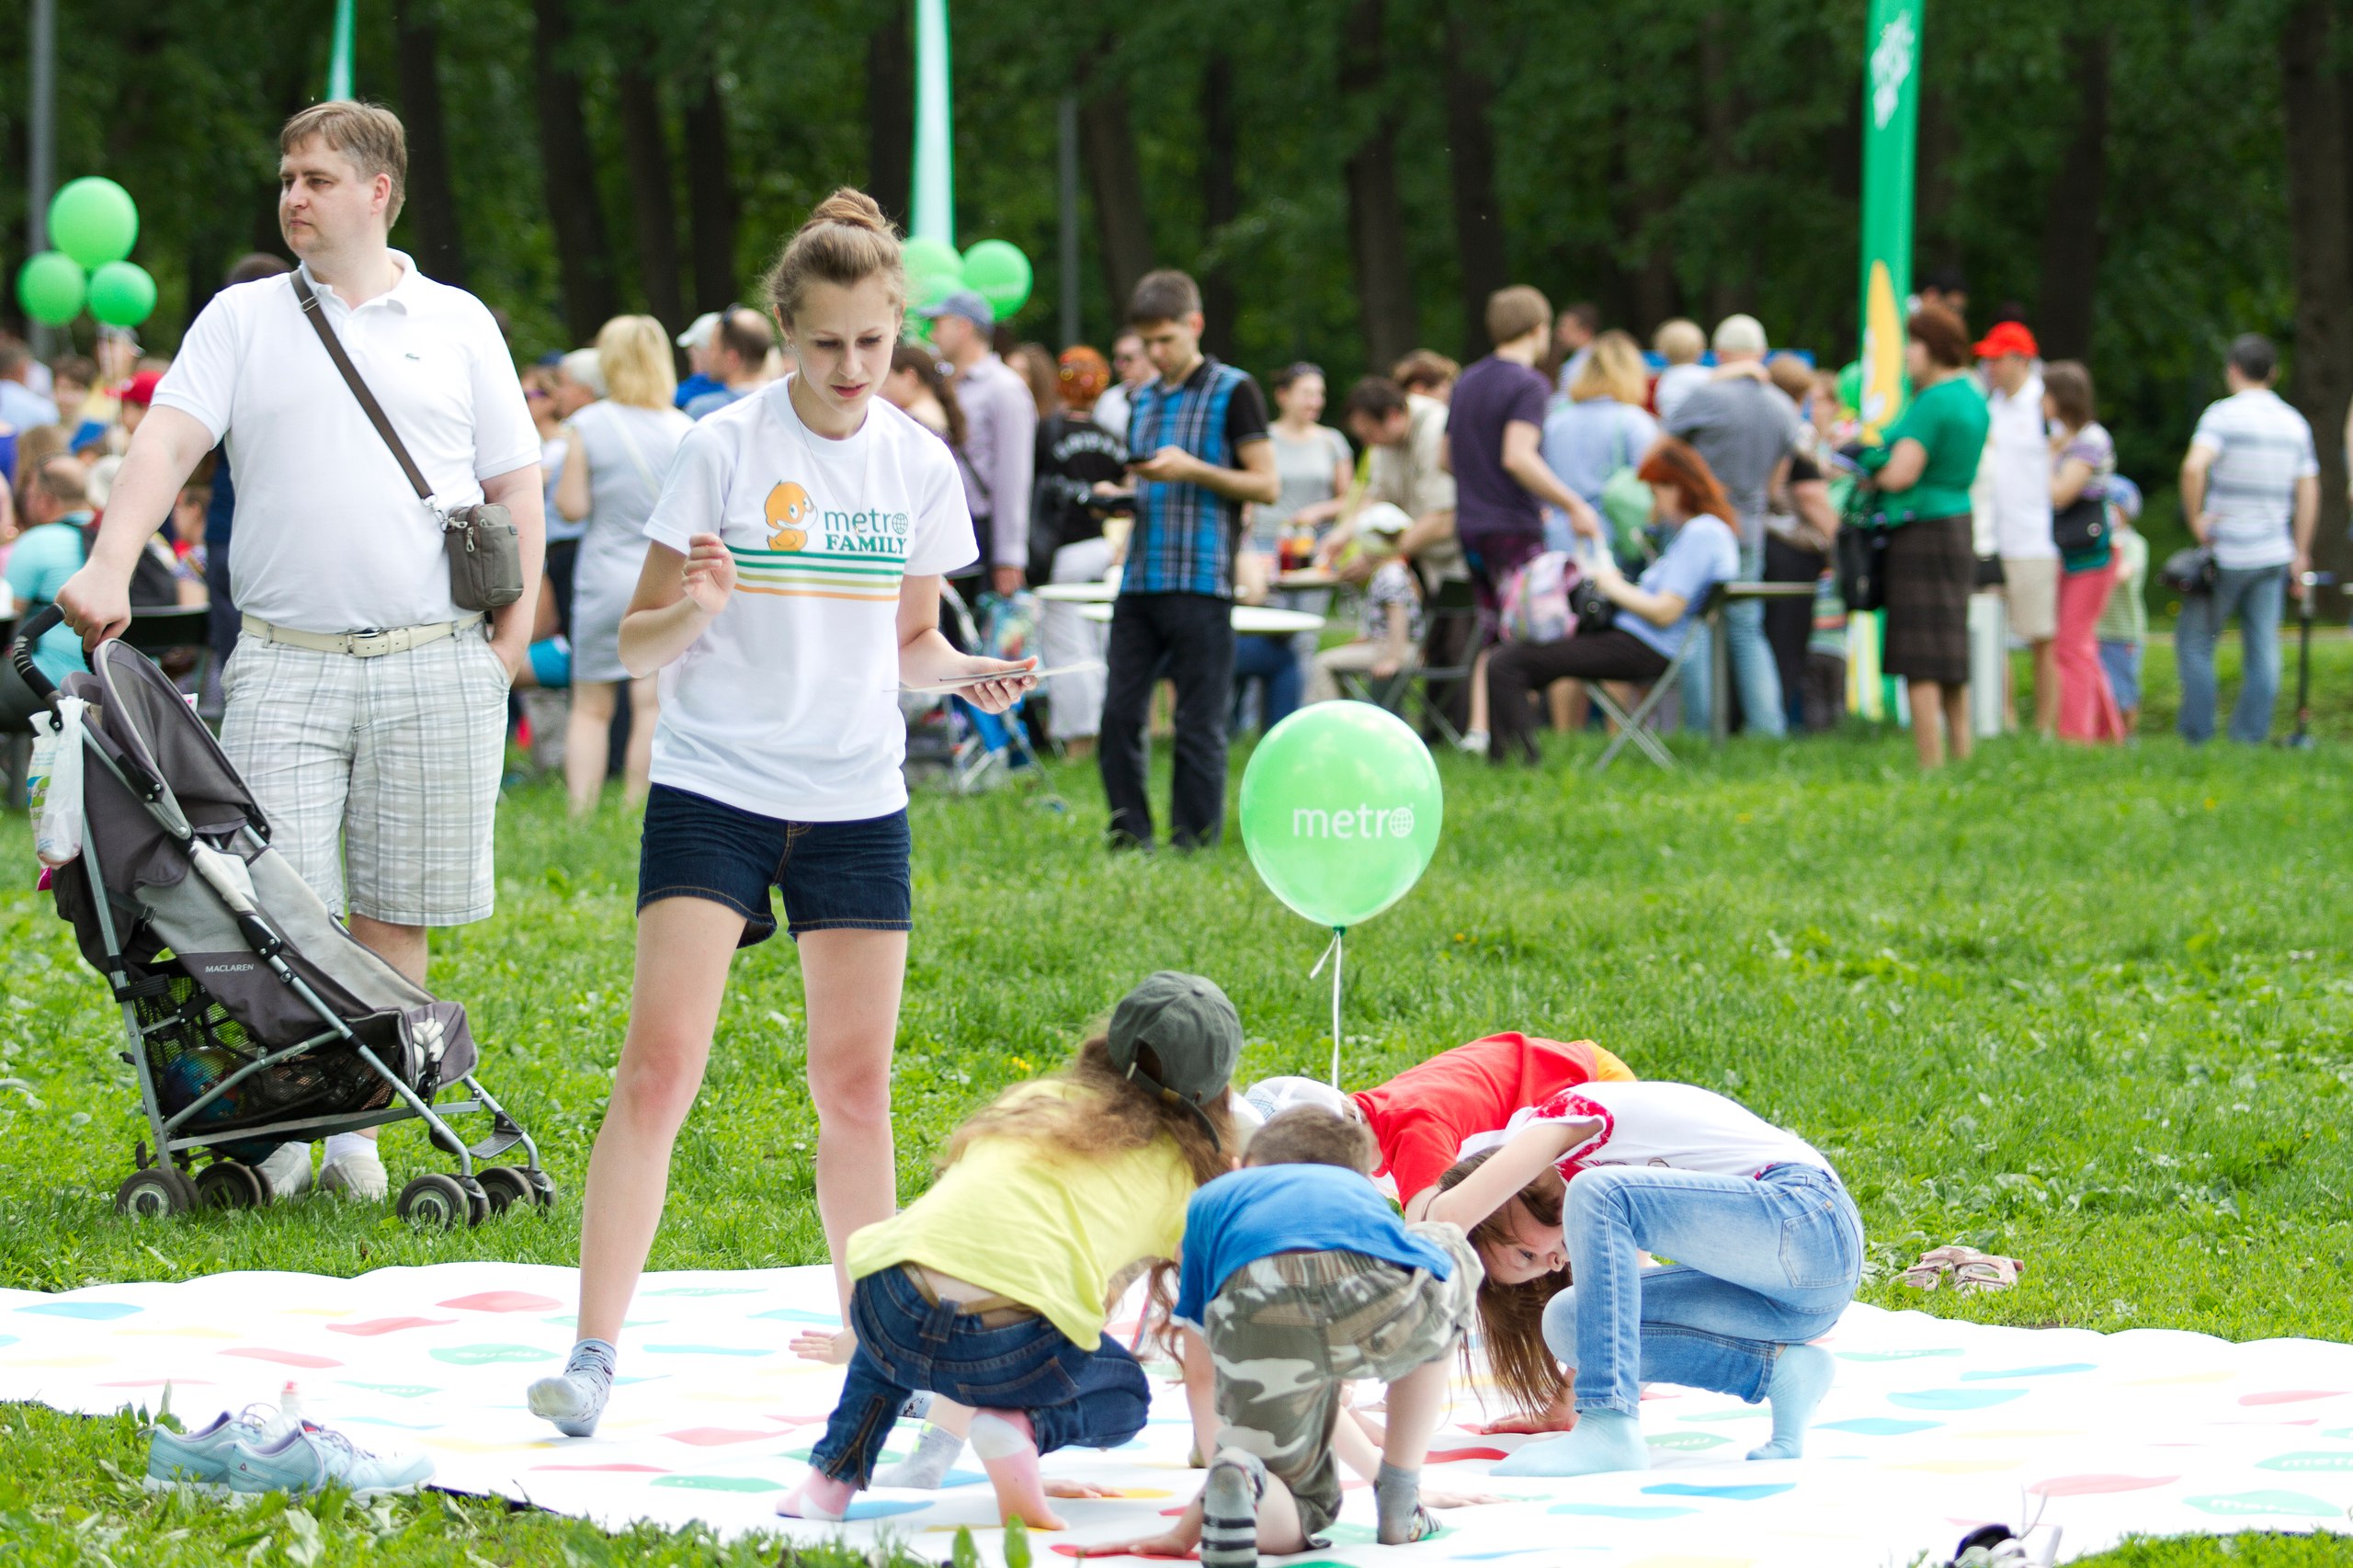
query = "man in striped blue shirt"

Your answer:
(2177, 334), (2319, 744)
(1100, 269), (1279, 849)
